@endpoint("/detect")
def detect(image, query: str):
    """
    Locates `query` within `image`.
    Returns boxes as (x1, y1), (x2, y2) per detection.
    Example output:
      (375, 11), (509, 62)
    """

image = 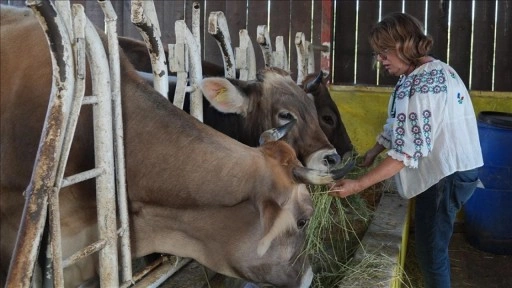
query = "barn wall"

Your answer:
(332, 0), (512, 92)
(3, 0), (511, 92)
